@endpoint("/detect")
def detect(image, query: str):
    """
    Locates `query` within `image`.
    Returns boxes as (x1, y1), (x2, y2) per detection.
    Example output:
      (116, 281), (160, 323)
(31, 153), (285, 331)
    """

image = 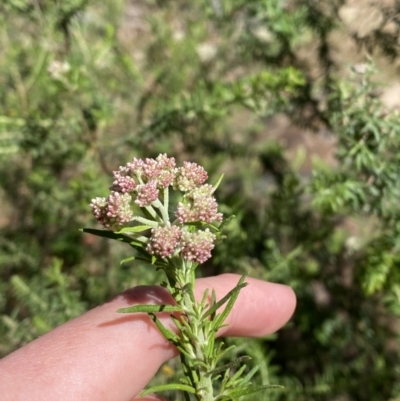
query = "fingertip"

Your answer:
(257, 280), (296, 335)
